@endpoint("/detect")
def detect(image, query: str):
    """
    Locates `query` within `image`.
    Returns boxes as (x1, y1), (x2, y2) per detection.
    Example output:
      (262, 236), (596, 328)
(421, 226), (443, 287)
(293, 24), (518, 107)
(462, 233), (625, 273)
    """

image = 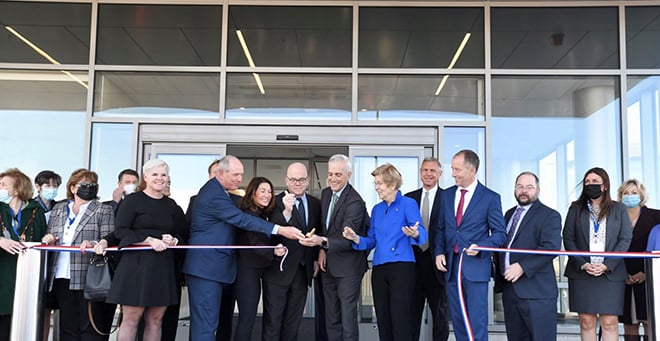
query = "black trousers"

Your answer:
(411, 252), (450, 341)
(262, 265), (308, 341)
(215, 284), (235, 341)
(233, 266), (267, 341)
(0, 314), (10, 341)
(51, 278), (116, 341)
(372, 262), (415, 341)
(313, 276), (329, 341)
